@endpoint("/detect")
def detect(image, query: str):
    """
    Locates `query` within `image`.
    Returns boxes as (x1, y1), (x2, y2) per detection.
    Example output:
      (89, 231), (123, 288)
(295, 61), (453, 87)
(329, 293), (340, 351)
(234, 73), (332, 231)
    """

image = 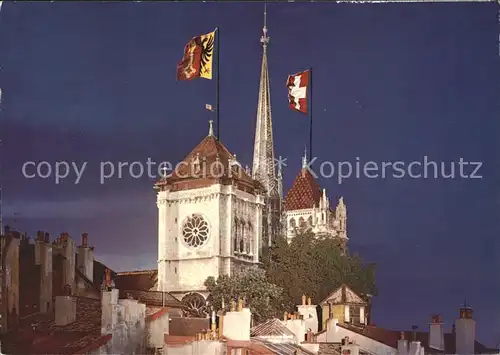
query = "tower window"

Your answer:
(181, 214), (210, 248)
